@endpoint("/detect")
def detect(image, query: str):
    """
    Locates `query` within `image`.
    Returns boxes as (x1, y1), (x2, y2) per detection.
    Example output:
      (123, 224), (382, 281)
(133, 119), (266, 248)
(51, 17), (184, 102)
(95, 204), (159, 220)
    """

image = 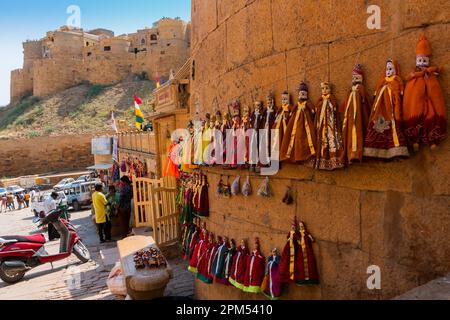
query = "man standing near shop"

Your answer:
(92, 183), (111, 243)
